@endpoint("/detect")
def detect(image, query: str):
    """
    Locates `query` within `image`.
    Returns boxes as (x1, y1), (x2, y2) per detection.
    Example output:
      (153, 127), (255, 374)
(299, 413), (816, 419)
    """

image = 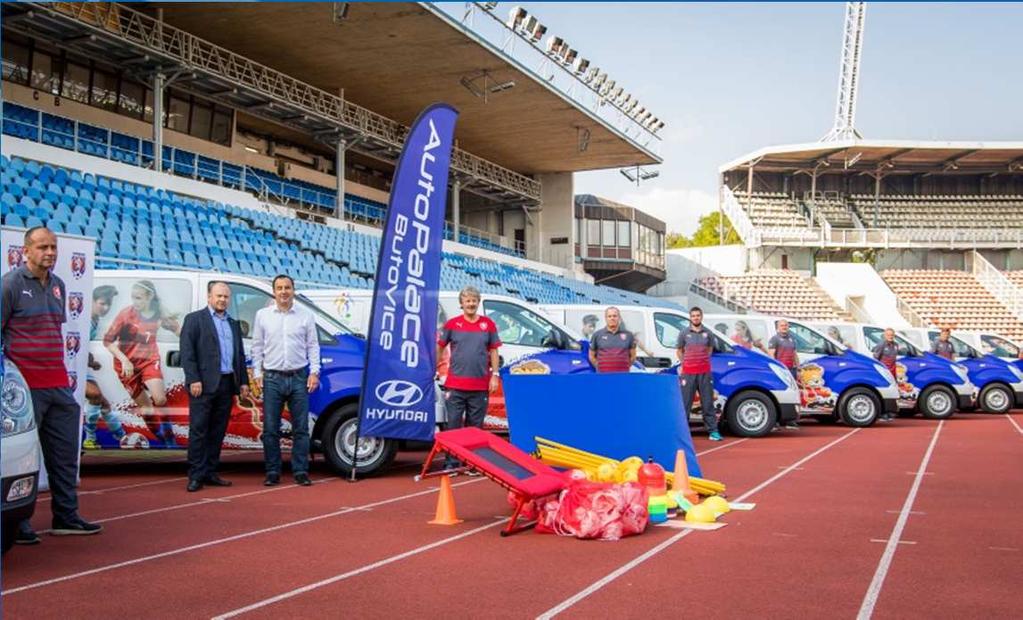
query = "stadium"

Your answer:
(1, 2), (1021, 618)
